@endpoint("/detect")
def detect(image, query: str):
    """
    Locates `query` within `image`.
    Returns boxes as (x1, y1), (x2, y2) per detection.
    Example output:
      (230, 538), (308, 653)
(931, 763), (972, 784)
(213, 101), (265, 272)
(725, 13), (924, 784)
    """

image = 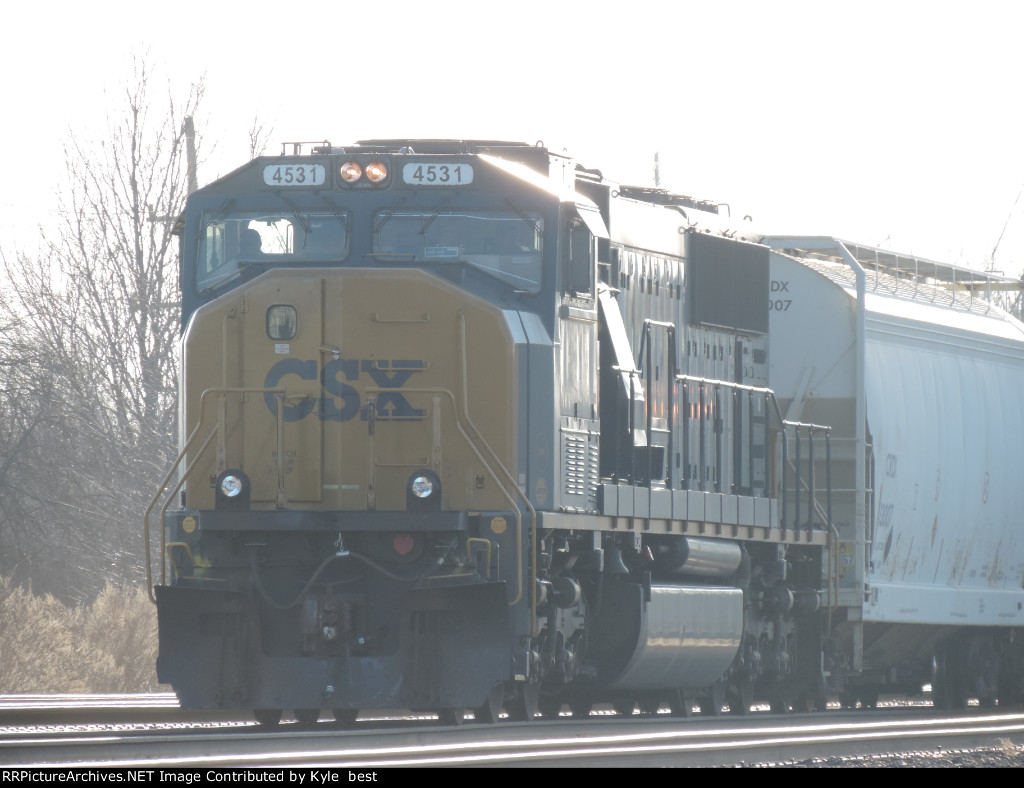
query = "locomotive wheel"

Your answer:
(639, 697), (661, 716)
(537, 696), (563, 719)
(332, 708), (358, 727)
(812, 674), (829, 712)
(254, 708), (282, 727)
(294, 708), (320, 726)
(729, 678), (755, 715)
(569, 695), (594, 719)
(438, 708), (466, 726)
(796, 674), (829, 712)
(699, 682), (725, 716)
(669, 690), (694, 718)
(475, 682), (505, 724)
(508, 683), (540, 722)
(613, 699), (636, 717)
